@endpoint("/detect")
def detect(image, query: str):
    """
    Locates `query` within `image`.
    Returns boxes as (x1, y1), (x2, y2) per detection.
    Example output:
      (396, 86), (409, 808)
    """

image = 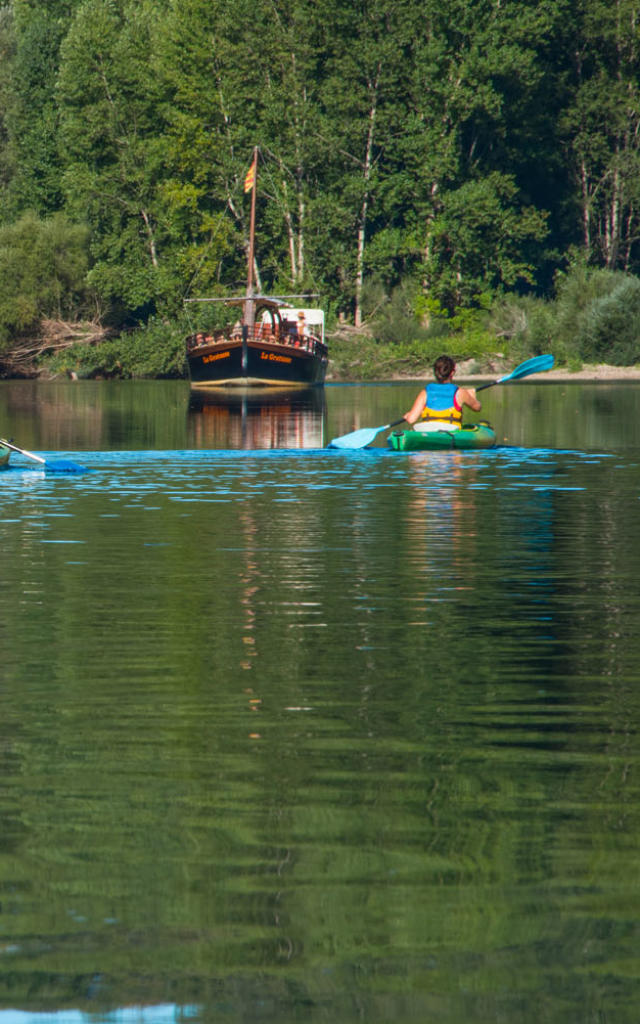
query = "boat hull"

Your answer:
(0, 444), (10, 469)
(387, 422), (497, 451)
(187, 336), (327, 388)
